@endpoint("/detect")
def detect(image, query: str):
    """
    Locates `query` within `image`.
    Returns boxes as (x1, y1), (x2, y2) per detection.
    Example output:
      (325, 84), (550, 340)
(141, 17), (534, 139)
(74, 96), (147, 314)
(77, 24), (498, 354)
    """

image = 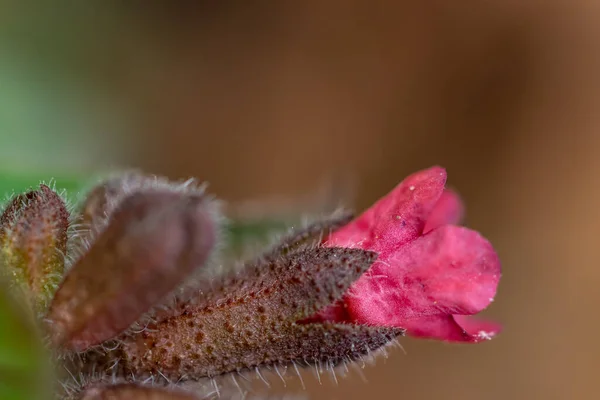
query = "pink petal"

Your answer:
(453, 315), (503, 339)
(345, 225), (501, 327)
(327, 166), (447, 249)
(301, 300), (352, 324)
(403, 314), (501, 342)
(423, 189), (464, 234)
